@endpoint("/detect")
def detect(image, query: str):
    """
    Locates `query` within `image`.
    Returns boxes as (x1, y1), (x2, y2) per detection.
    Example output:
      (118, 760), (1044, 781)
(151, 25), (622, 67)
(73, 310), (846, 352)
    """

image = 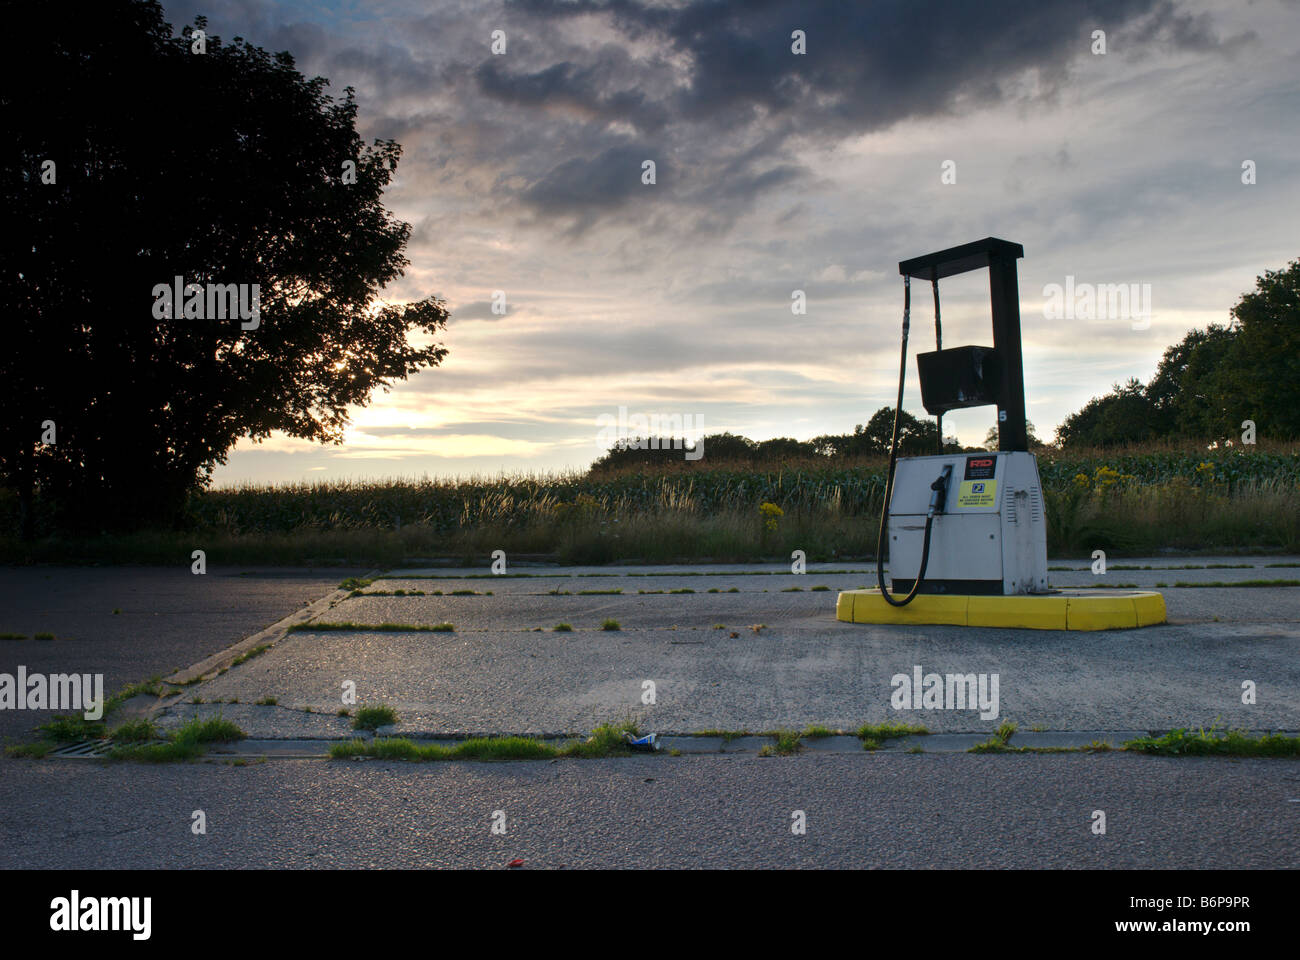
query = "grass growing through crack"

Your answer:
(352, 705), (399, 731)
(969, 721), (1019, 754)
(108, 719), (159, 742)
(560, 720), (642, 758)
(1170, 579), (1300, 588)
(5, 674), (170, 756)
(104, 677), (164, 712)
(330, 736), (557, 761)
(329, 720), (644, 762)
(230, 644), (271, 667)
(1123, 727), (1300, 757)
(109, 716), (246, 762)
(353, 588), (430, 597)
(37, 715), (107, 742)
(289, 621), (454, 633)
(857, 721), (929, 749)
(802, 725), (841, 739)
(758, 729), (803, 756)
(691, 729), (750, 742)
(6, 741), (57, 758)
